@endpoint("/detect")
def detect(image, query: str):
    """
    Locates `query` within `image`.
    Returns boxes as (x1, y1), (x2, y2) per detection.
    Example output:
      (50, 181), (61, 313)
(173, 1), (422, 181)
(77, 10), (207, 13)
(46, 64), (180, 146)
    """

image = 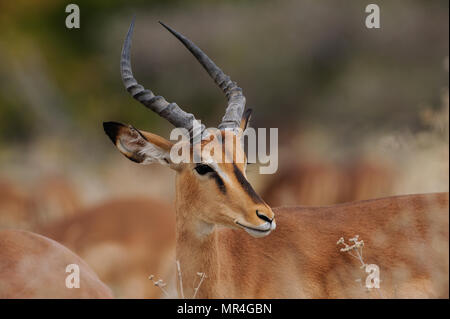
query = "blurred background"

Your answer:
(0, 0), (448, 298)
